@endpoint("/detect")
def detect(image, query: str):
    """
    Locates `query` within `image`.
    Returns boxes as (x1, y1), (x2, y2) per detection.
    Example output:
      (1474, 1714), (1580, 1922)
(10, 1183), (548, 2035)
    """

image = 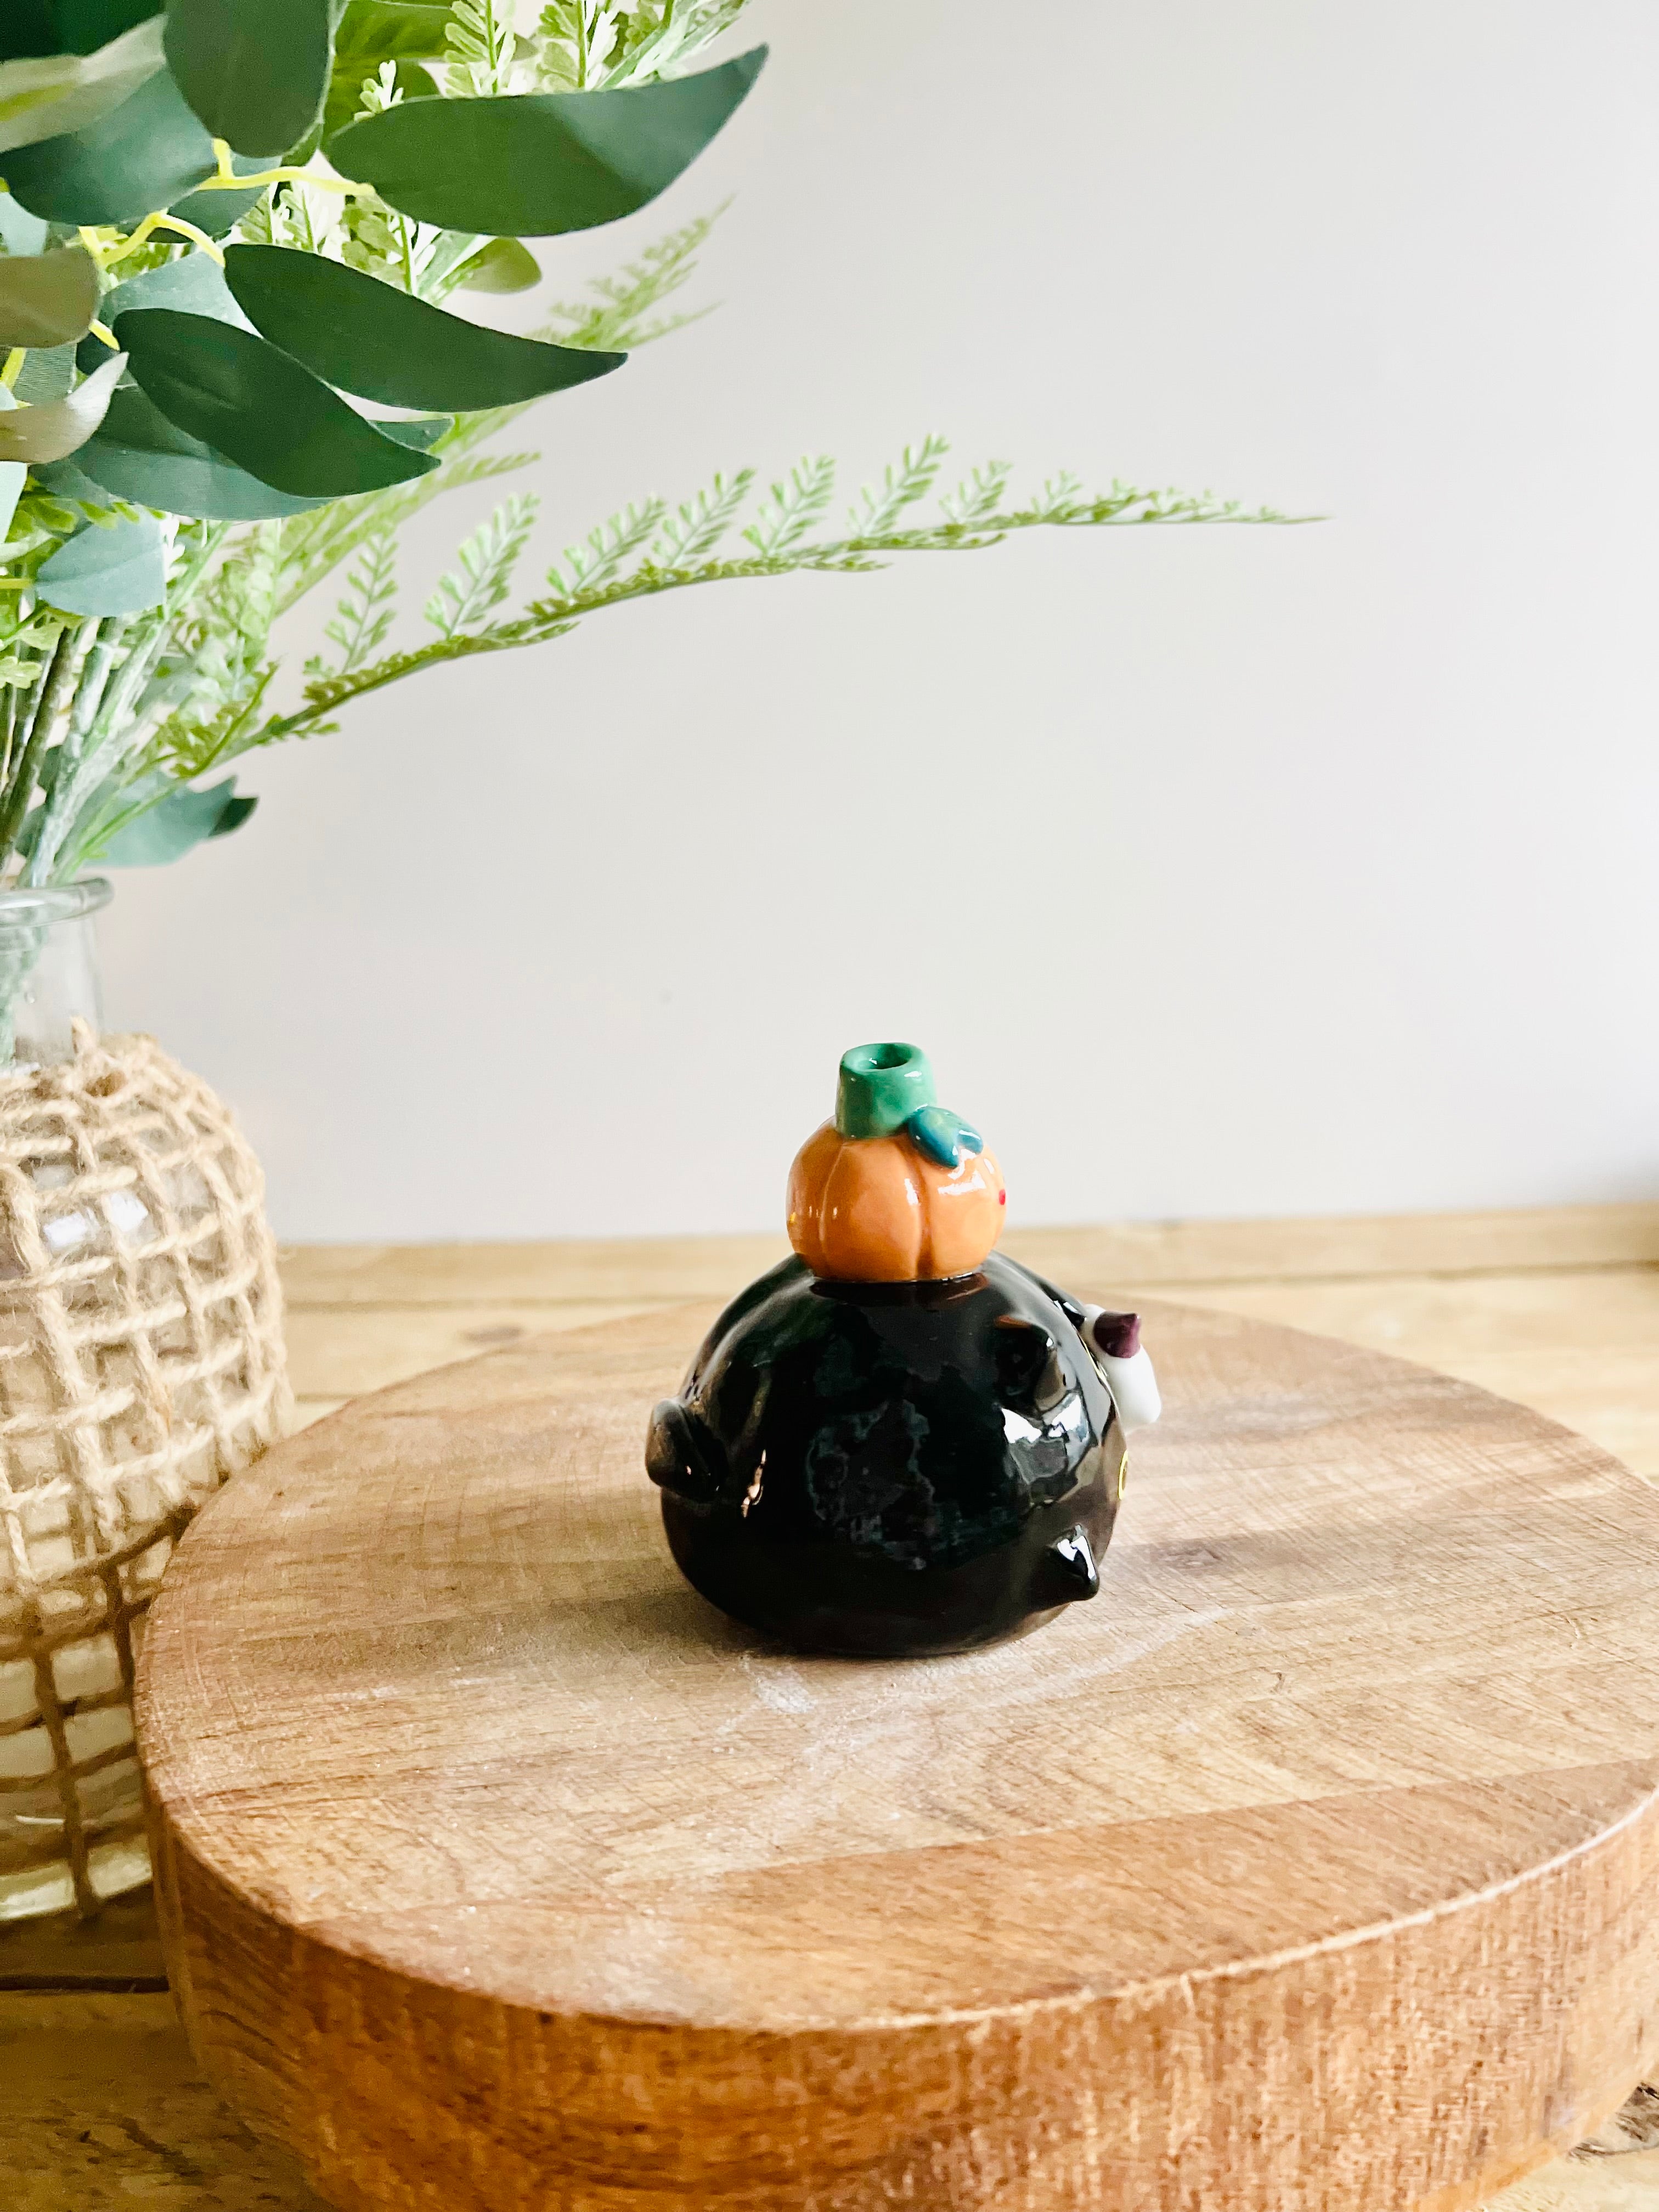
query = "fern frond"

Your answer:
(940, 461), (1013, 530)
(742, 456), (835, 555)
(235, 193), (276, 246)
(651, 468), (754, 565)
(538, 204), (726, 350)
(275, 448), (539, 616)
(255, 465), (1304, 747)
(148, 662), (277, 779)
(356, 59), (404, 118)
(535, 0), (615, 90)
(318, 531), (399, 676)
(425, 493), (541, 638)
(546, 499), (665, 595)
(601, 0), (753, 85)
(1030, 471), (1084, 521)
(445, 0), (515, 95)
(851, 435), (950, 537)
(268, 630), (571, 737)
(535, 0), (752, 91)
